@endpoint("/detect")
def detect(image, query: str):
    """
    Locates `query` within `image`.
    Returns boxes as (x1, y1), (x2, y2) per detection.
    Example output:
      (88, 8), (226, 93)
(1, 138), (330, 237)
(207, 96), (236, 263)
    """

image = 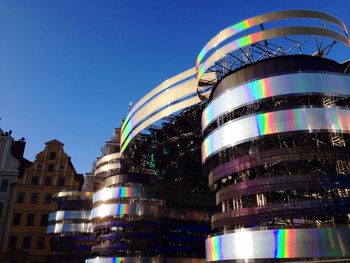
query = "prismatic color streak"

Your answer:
(206, 235), (223, 261)
(113, 258), (125, 263)
(117, 187), (132, 198)
(196, 18), (254, 67)
(247, 78), (273, 101)
(256, 111), (279, 135)
(202, 137), (212, 164)
(332, 109), (345, 131)
(202, 77), (273, 128)
(273, 229), (296, 258)
(202, 108), (350, 162)
(116, 204), (129, 215)
(121, 134), (132, 155)
(197, 30), (265, 81)
(121, 119), (133, 148)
